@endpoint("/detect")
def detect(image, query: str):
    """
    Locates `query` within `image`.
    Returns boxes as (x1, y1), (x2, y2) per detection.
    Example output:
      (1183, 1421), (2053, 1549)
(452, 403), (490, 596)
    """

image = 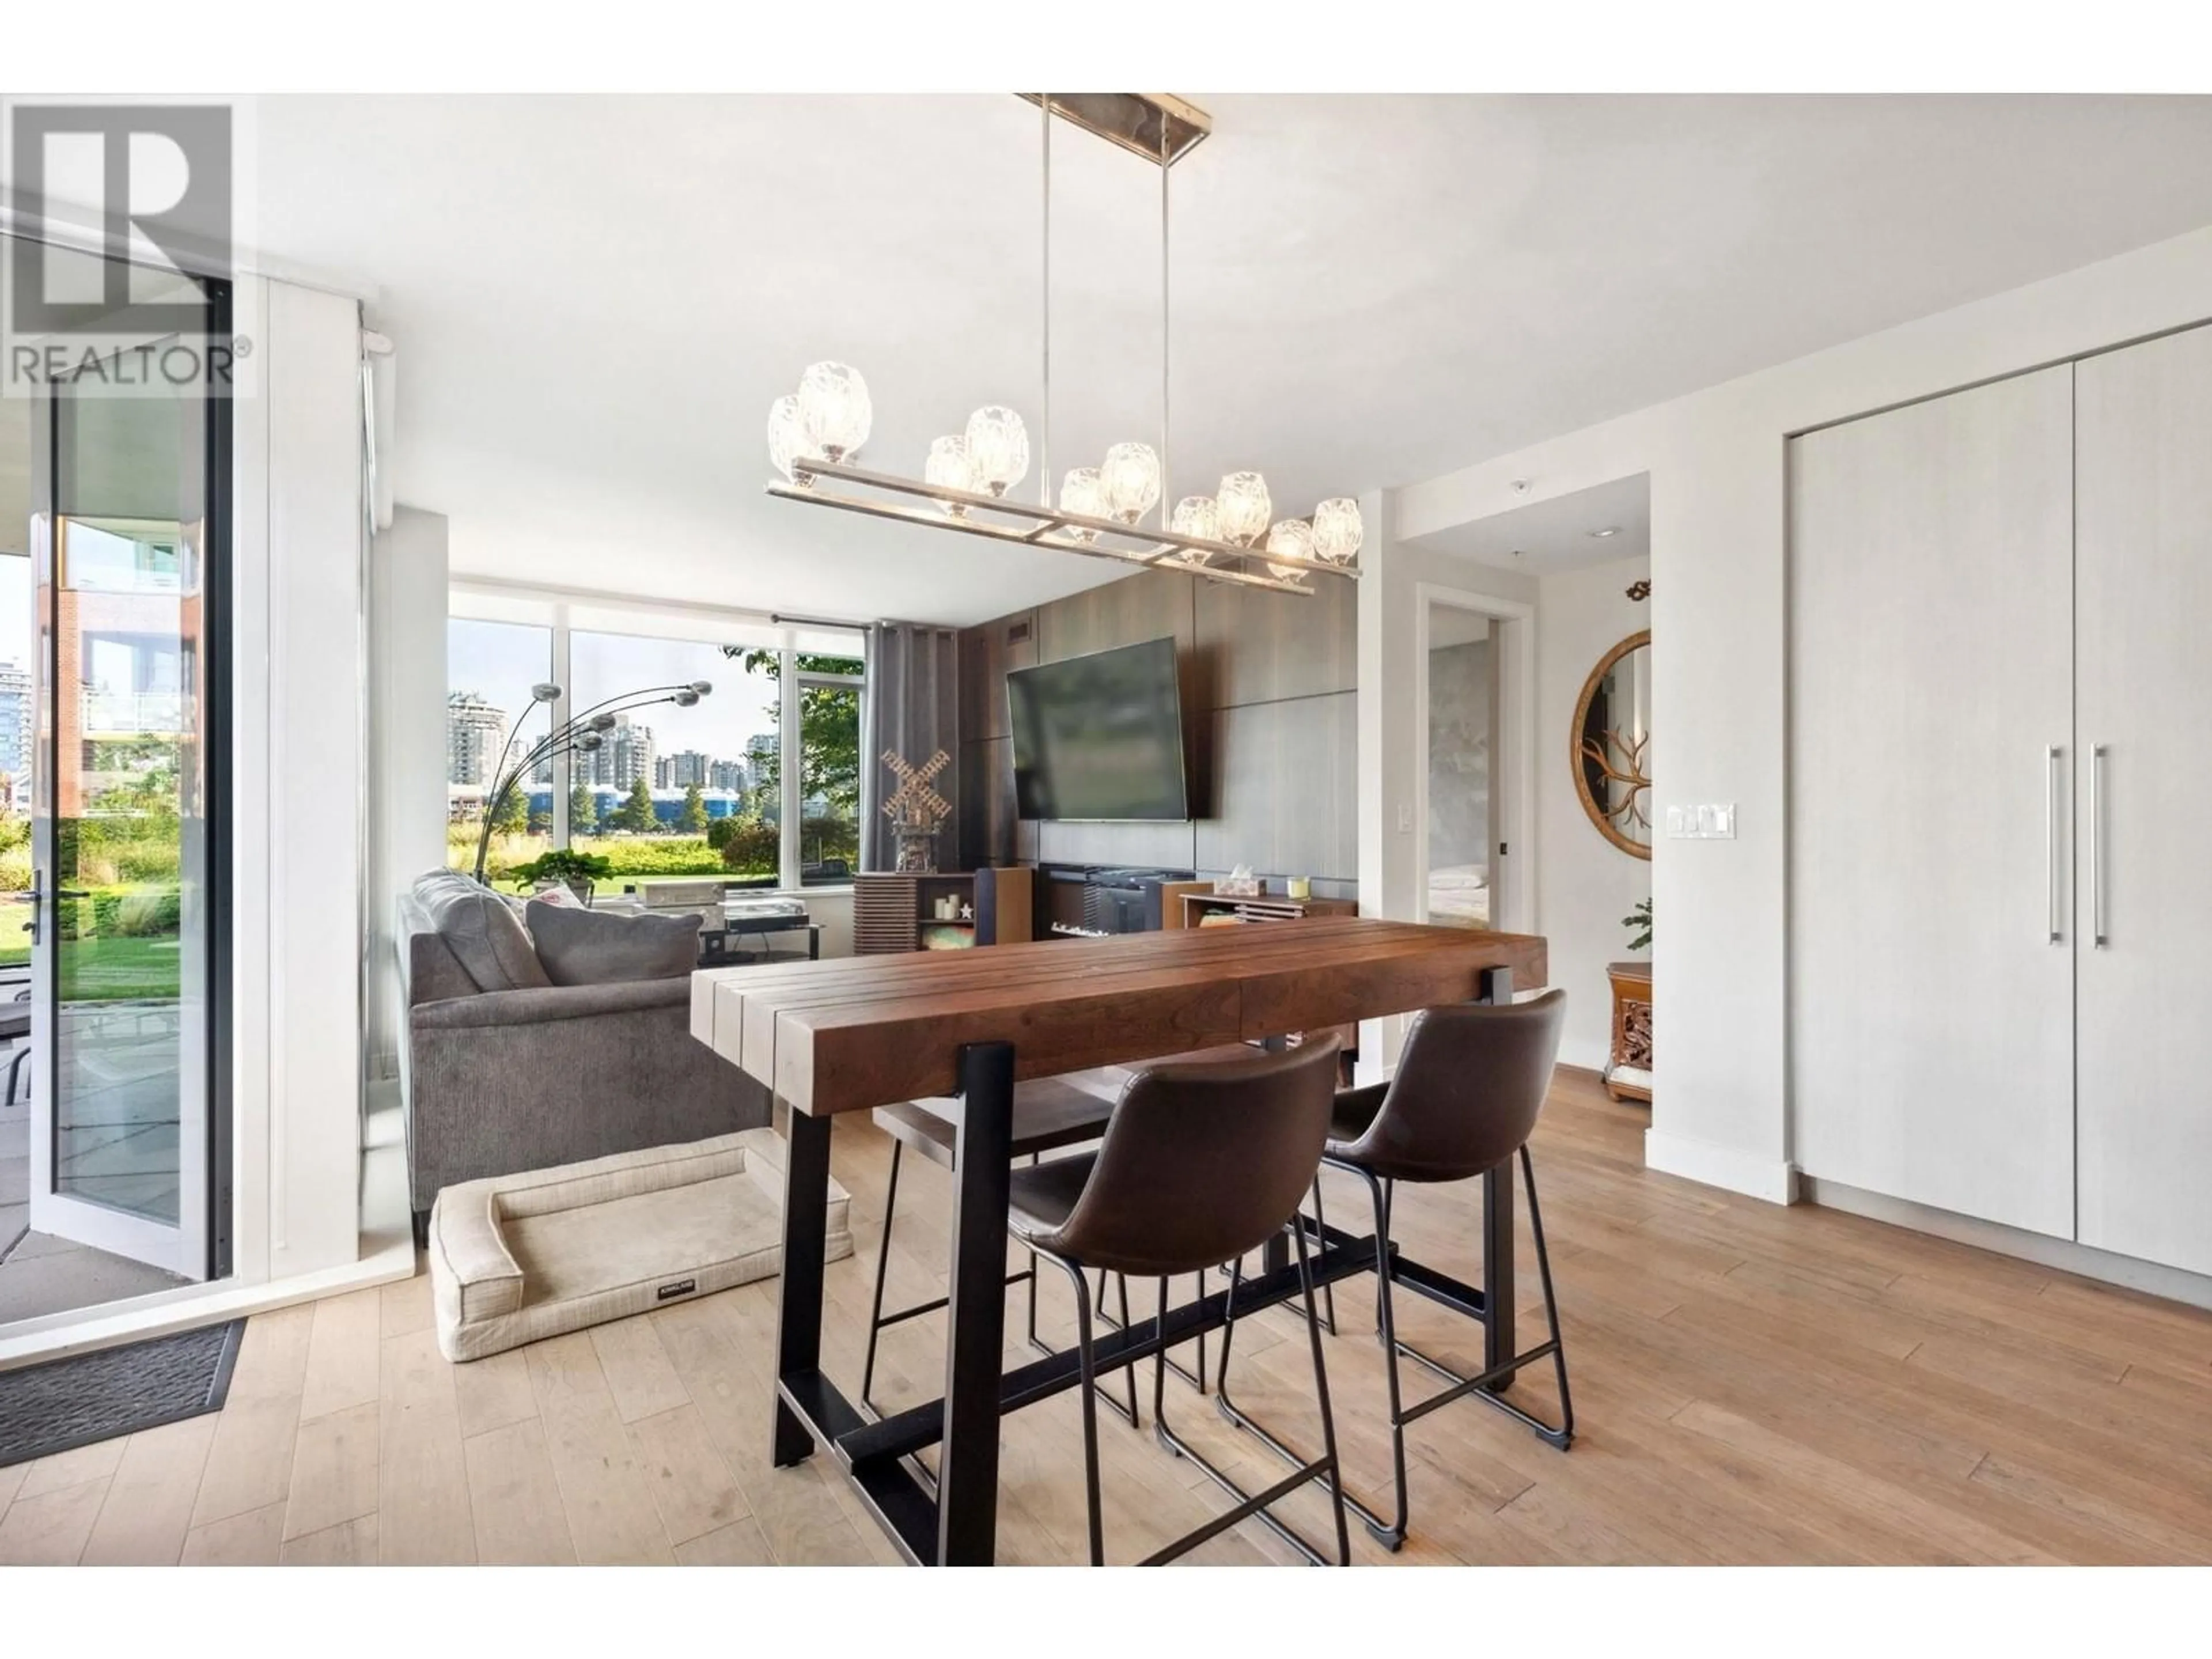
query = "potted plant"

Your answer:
(509, 849), (615, 906)
(1623, 896), (1652, 952)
